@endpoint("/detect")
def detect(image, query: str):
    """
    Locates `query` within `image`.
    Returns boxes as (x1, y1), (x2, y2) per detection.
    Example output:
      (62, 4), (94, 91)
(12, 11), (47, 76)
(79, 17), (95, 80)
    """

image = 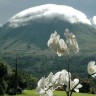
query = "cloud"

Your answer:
(9, 4), (91, 27)
(92, 16), (96, 25)
(90, 16), (96, 28)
